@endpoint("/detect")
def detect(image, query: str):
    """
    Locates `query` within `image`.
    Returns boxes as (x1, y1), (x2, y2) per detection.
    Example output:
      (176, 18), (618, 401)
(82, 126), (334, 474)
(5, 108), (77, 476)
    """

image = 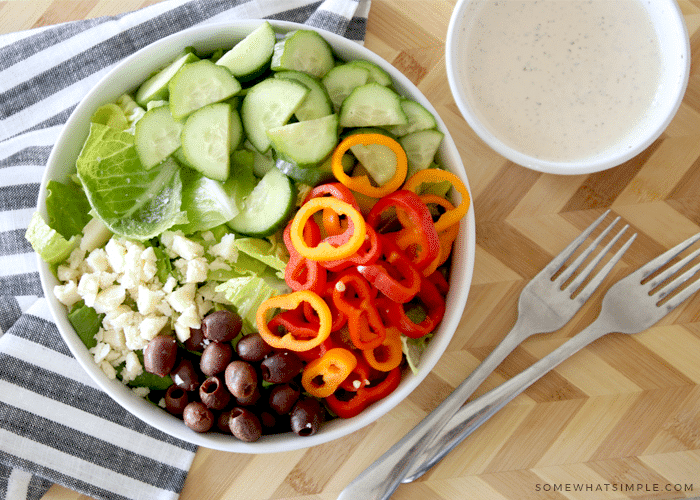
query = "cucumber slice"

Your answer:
(274, 71), (333, 121)
(135, 51), (199, 107)
(227, 168), (294, 236)
(169, 60), (242, 119)
(275, 152), (353, 186)
(322, 63), (370, 112)
(216, 21), (276, 81)
(181, 103), (237, 181)
(399, 129), (445, 178)
(241, 141), (276, 177)
(134, 105), (184, 170)
(346, 59), (392, 86)
(241, 78), (310, 153)
(350, 140), (398, 186)
(271, 30), (335, 78)
(387, 98), (438, 137)
(266, 114), (339, 168)
(339, 83), (408, 128)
